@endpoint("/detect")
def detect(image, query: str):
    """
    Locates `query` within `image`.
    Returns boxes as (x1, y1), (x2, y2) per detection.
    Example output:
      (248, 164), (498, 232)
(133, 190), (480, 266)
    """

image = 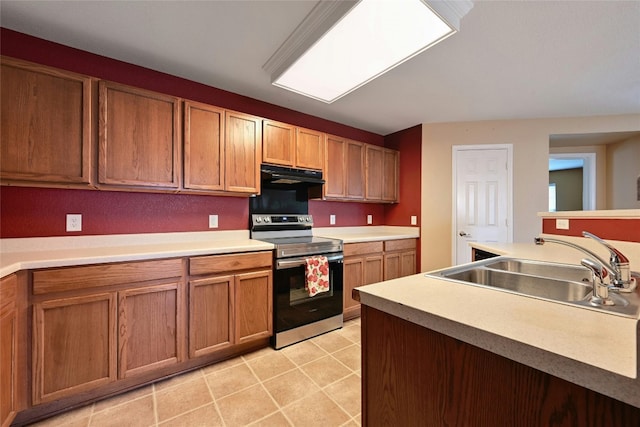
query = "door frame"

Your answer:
(452, 144), (514, 264)
(548, 152), (596, 211)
